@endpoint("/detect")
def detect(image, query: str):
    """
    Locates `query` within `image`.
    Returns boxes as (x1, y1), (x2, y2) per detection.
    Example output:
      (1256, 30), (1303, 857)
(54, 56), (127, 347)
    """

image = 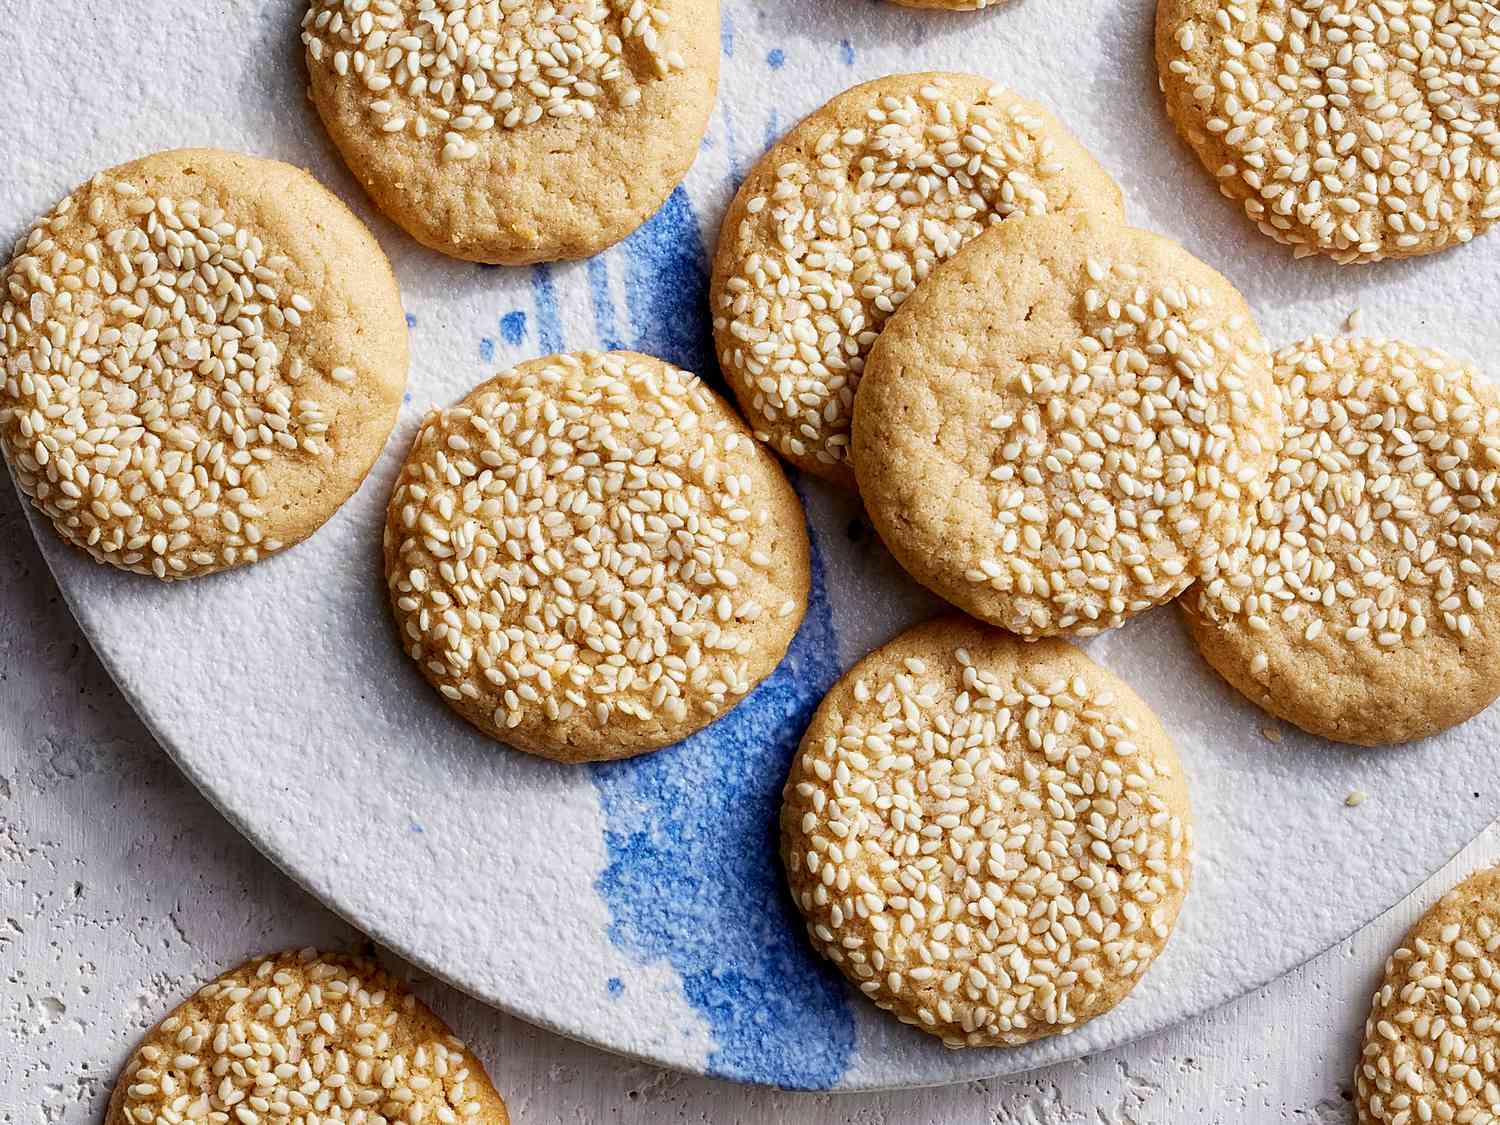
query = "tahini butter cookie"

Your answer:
(1356, 865), (1500, 1124)
(710, 72), (1123, 489)
(889, 0), (1010, 9)
(0, 148), (408, 580)
(851, 211), (1283, 637)
(1156, 0), (1500, 263)
(385, 350), (810, 763)
(1183, 336), (1500, 746)
(301, 0), (720, 264)
(107, 948), (509, 1125)
(782, 615), (1192, 1047)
